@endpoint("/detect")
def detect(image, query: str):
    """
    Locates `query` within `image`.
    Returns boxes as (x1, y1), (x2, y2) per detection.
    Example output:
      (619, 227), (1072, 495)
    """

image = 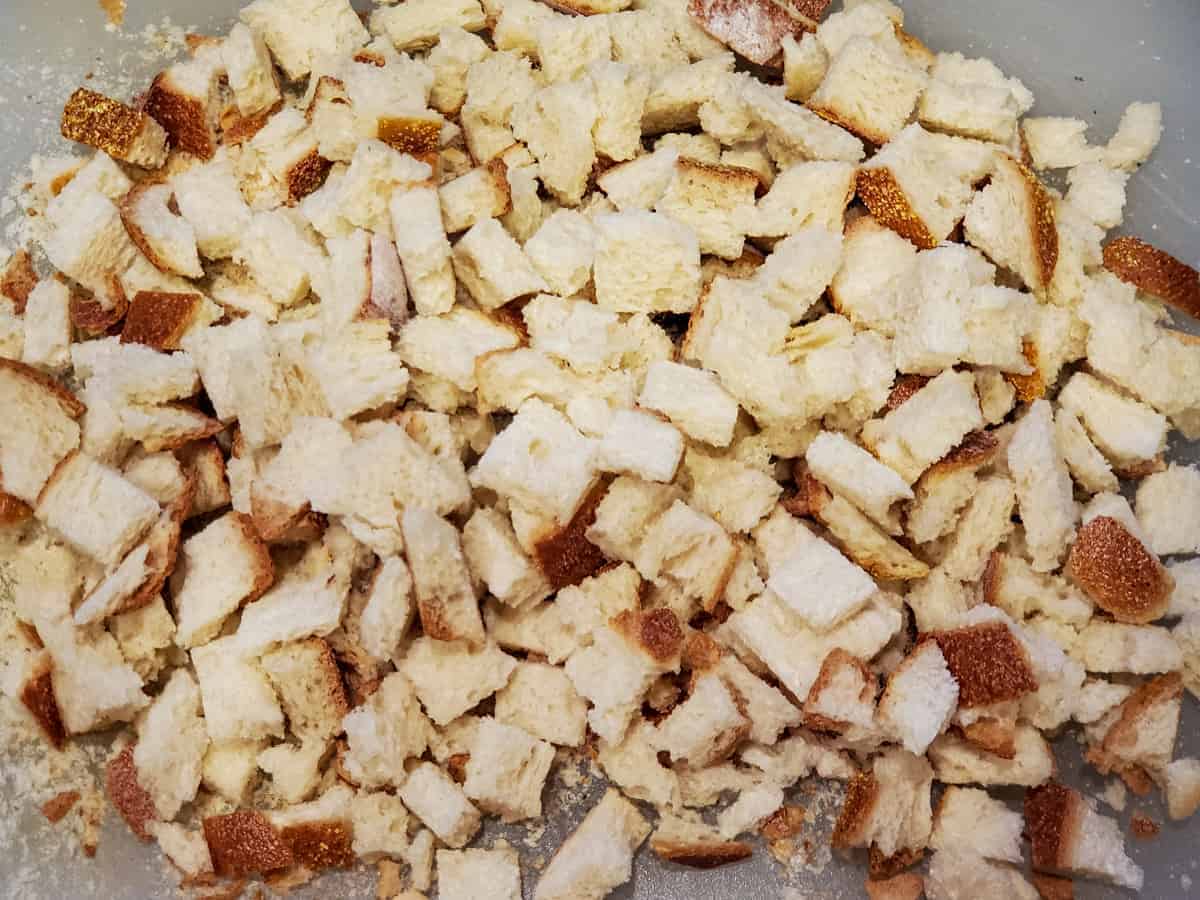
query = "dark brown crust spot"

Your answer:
(761, 805), (805, 841)
(1067, 516), (1171, 624)
(1, 248), (38, 314)
(1113, 454), (1167, 481)
(533, 481), (609, 590)
(1130, 813), (1159, 839)
(203, 810), (294, 878)
(41, 790), (81, 824)
(106, 744), (157, 841)
(222, 101), (283, 146)
(279, 820), (355, 870)
(932, 622), (1038, 708)
(0, 357), (86, 418)
(832, 771), (880, 849)
(60, 87), (147, 159)
(1006, 338), (1046, 403)
(0, 485), (33, 525)
(1104, 235), (1200, 318)
(856, 168), (937, 250)
(650, 838), (753, 869)
(121, 291), (203, 350)
(885, 374), (931, 411)
(683, 630), (723, 673)
(144, 71), (215, 160)
(1025, 781), (1077, 872)
(284, 149), (333, 203)
(446, 752), (470, 785)
(20, 660), (66, 750)
(1031, 873), (1075, 900)
(867, 846), (924, 881)
(613, 608), (684, 665)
